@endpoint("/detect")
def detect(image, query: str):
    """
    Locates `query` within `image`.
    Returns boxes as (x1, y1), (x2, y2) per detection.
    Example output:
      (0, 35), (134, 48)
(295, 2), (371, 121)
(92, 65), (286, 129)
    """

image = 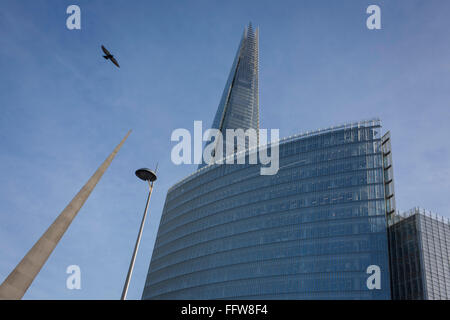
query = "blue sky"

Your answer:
(0, 0), (449, 299)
